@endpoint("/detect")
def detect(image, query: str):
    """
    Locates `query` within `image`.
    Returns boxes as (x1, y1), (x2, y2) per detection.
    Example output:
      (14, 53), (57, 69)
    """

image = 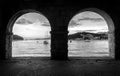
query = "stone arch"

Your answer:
(68, 8), (115, 58)
(6, 9), (51, 58)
